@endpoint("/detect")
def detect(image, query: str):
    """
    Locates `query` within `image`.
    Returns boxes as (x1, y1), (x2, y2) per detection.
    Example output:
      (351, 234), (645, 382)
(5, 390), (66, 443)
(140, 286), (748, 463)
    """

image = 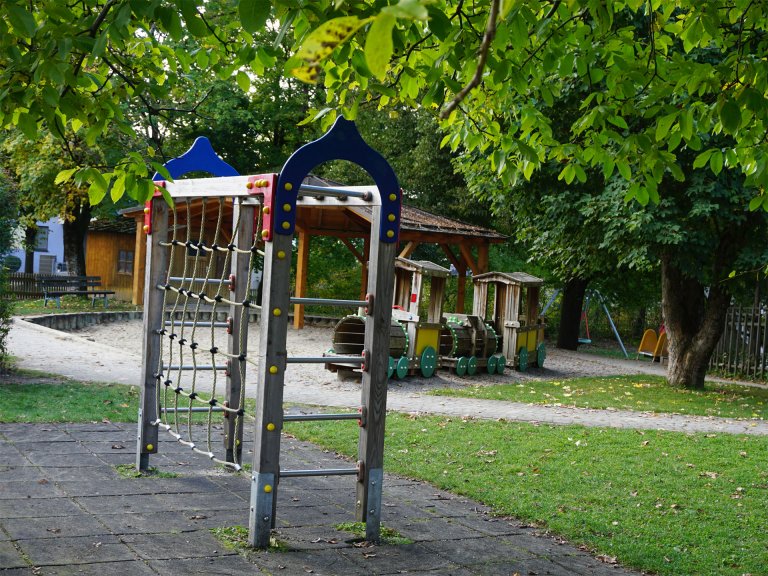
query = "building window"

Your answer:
(117, 250), (134, 275)
(34, 226), (49, 252)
